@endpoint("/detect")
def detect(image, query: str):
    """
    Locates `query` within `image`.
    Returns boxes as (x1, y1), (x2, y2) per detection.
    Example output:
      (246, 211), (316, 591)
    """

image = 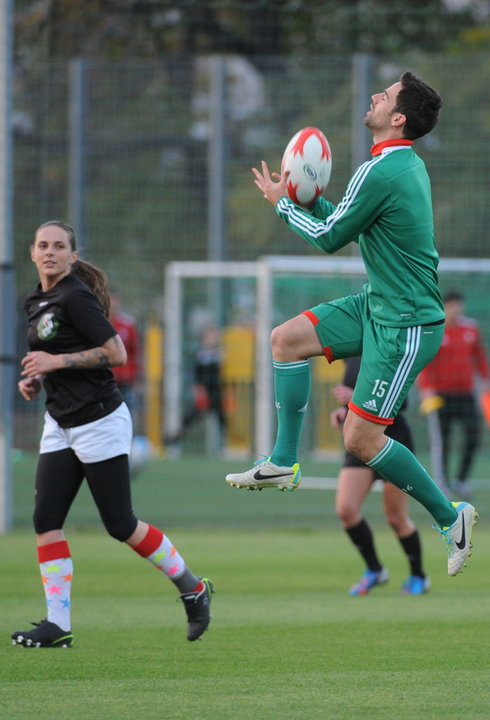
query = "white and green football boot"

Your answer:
(433, 501), (478, 576)
(225, 457), (301, 492)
